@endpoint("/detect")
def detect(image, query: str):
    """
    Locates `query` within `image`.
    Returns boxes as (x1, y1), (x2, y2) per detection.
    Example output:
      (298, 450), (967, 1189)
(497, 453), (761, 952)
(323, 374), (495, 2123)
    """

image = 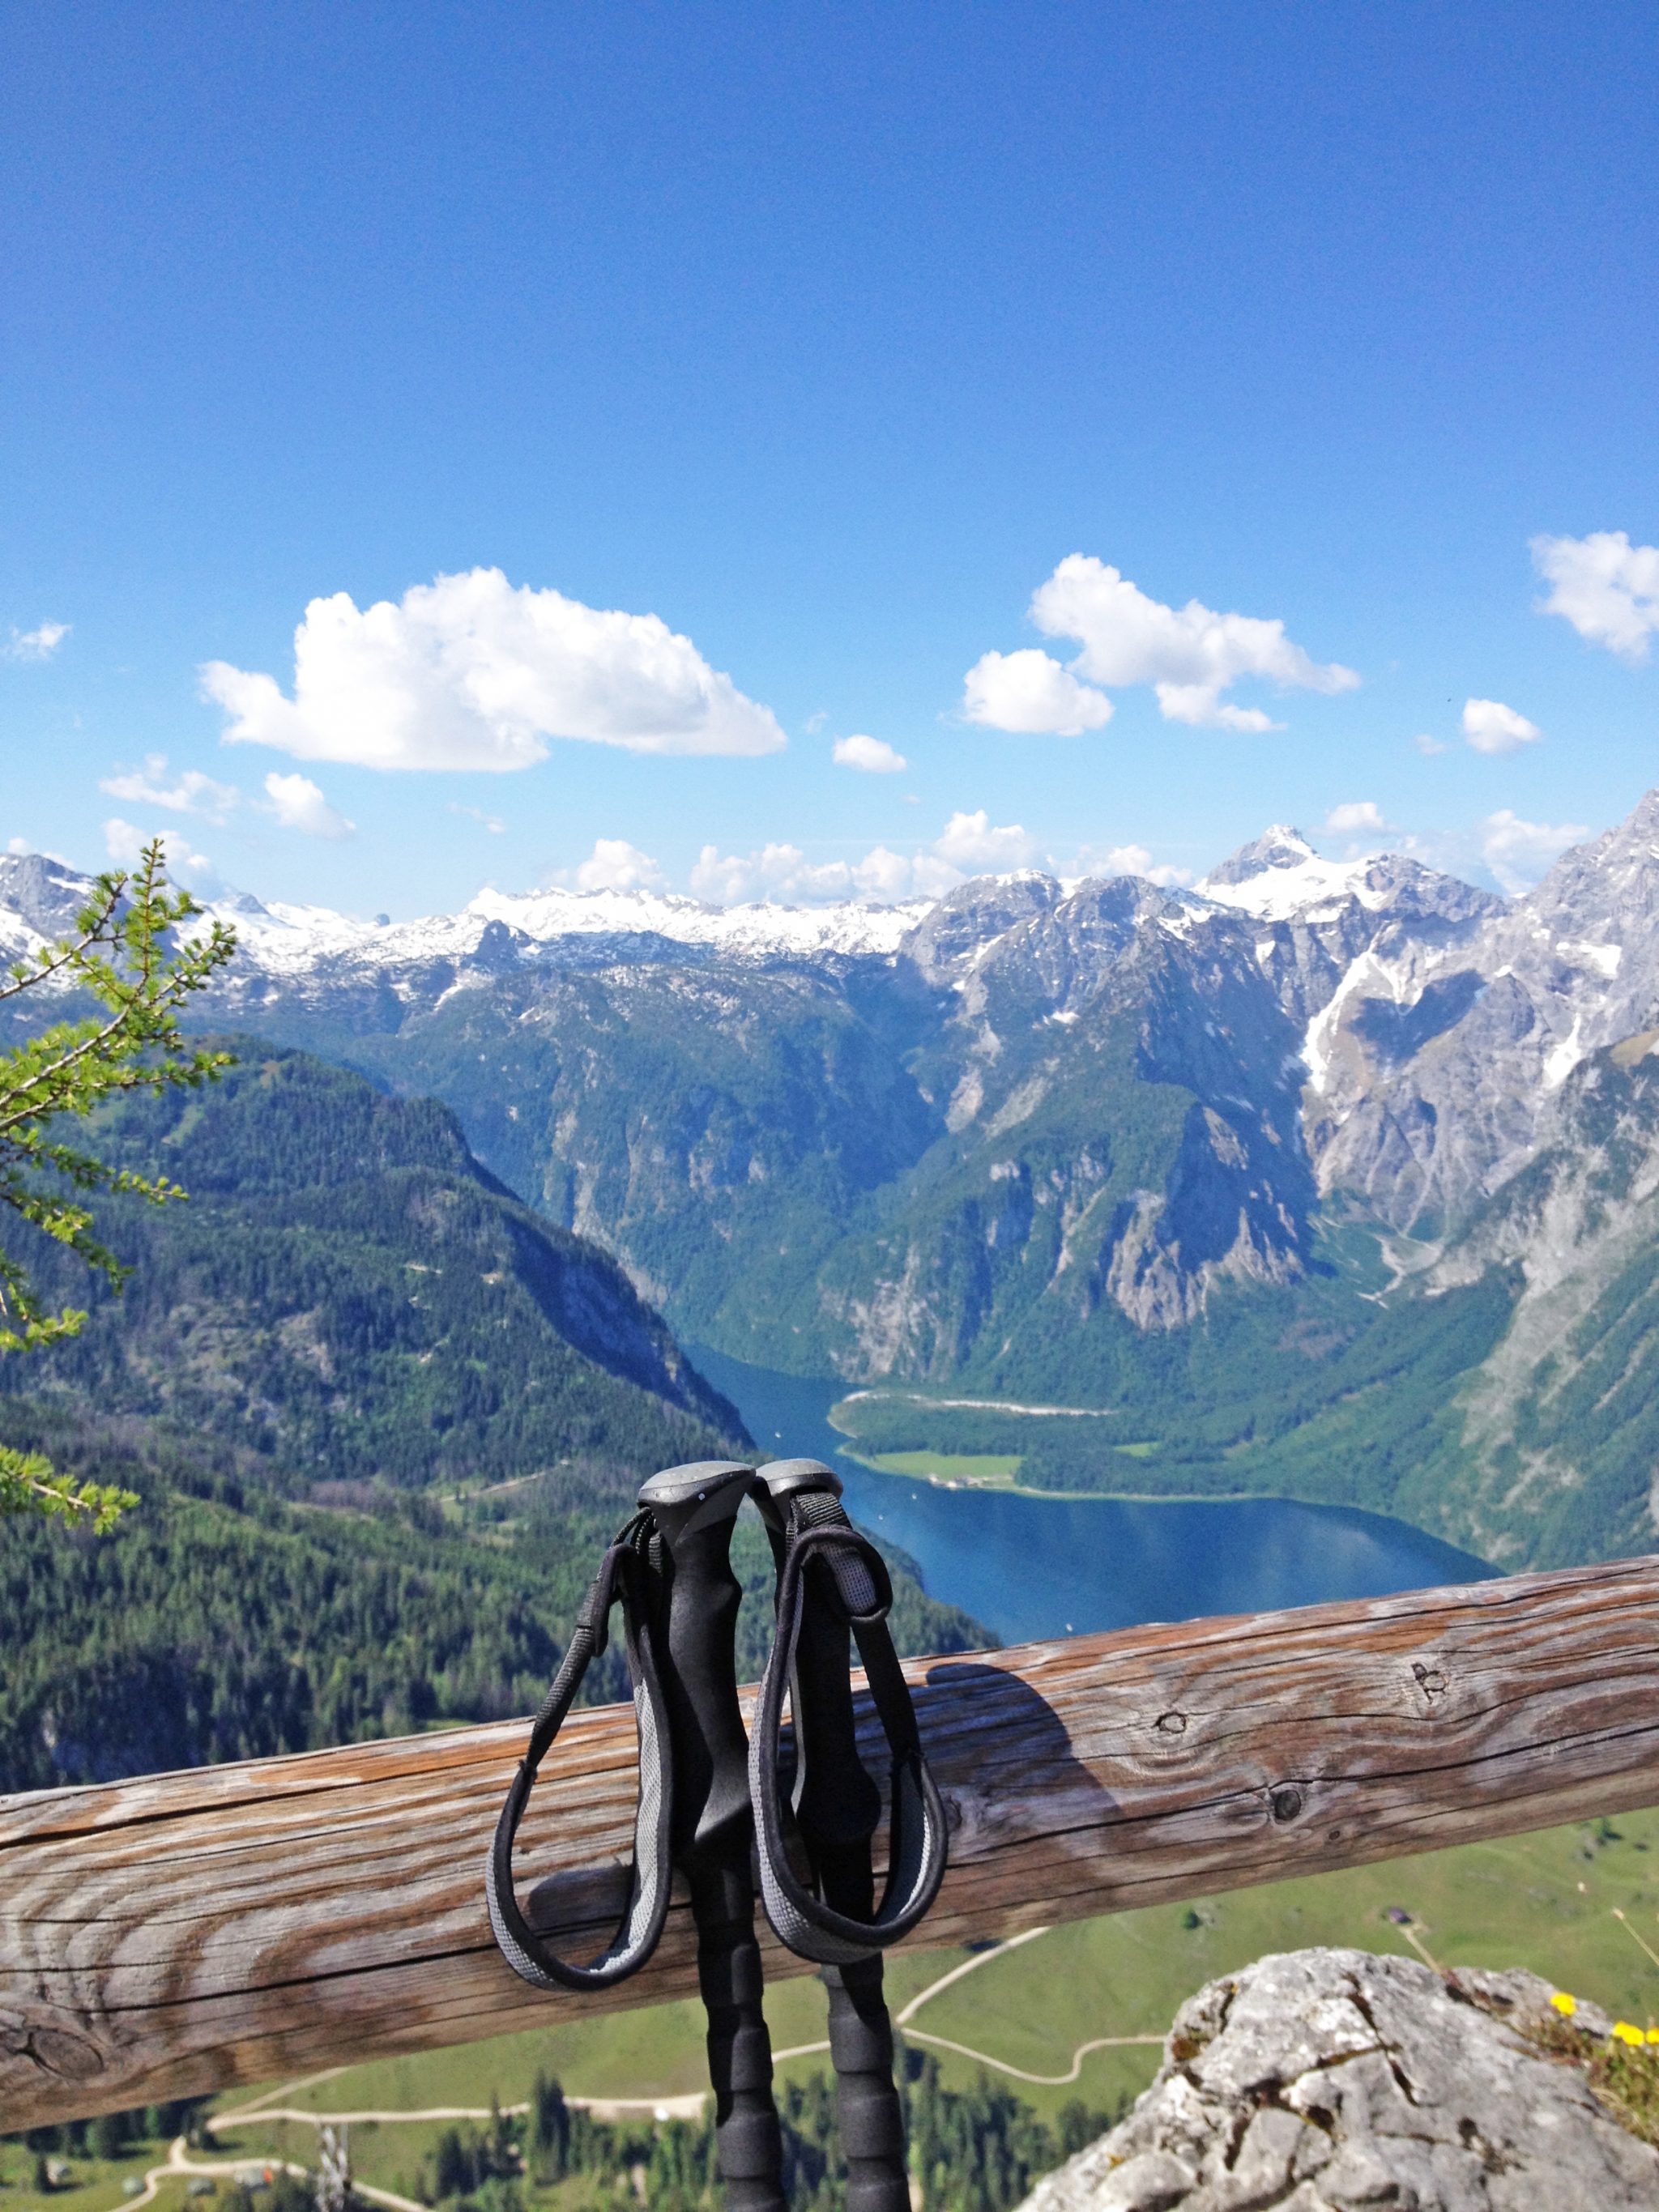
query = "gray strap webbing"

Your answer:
(486, 1516), (675, 1991)
(748, 1513), (949, 1966)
